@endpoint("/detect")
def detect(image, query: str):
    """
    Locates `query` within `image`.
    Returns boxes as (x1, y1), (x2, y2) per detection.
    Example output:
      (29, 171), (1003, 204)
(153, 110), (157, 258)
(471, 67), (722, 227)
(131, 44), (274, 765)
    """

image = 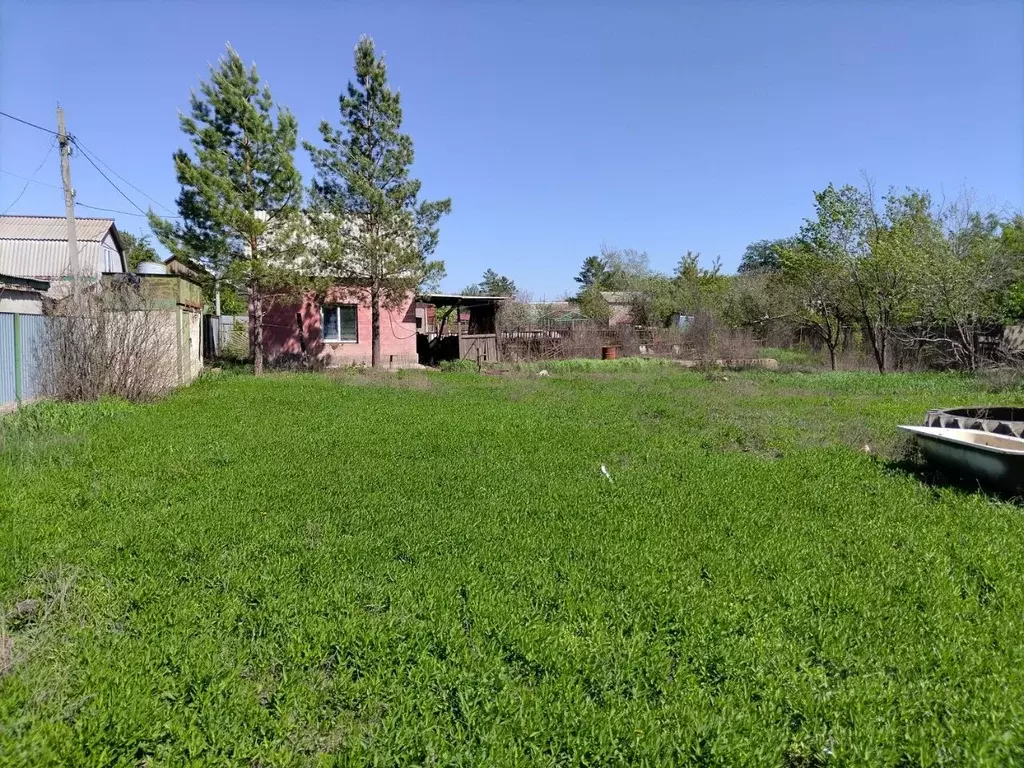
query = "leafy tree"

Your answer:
(738, 238), (795, 273)
(305, 36), (451, 367)
(908, 199), (1017, 369)
(854, 187), (940, 371)
(119, 231), (160, 271)
(674, 252), (729, 314)
(723, 270), (791, 340)
(601, 247), (651, 289)
(782, 198), (851, 371)
(478, 269), (517, 297)
(796, 184), (872, 369)
(150, 44), (304, 375)
(999, 216), (1024, 321)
